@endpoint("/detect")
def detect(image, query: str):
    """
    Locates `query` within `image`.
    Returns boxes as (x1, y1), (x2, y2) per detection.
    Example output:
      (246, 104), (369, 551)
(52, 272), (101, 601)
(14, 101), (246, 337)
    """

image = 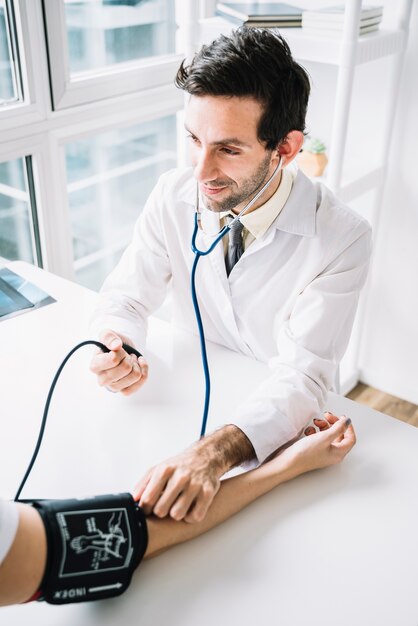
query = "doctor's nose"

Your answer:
(193, 151), (219, 183)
